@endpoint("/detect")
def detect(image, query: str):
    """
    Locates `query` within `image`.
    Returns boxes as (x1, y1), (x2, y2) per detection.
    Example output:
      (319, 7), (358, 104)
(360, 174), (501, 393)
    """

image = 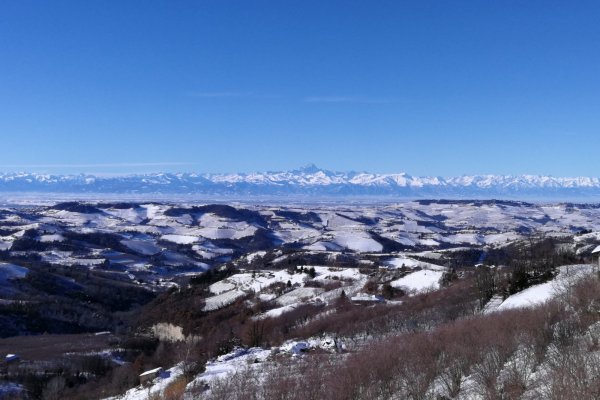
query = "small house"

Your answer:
(139, 367), (163, 385)
(5, 354), (19, 363)
(592, 245), (600, 268)
(350, 293), (385, 304)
